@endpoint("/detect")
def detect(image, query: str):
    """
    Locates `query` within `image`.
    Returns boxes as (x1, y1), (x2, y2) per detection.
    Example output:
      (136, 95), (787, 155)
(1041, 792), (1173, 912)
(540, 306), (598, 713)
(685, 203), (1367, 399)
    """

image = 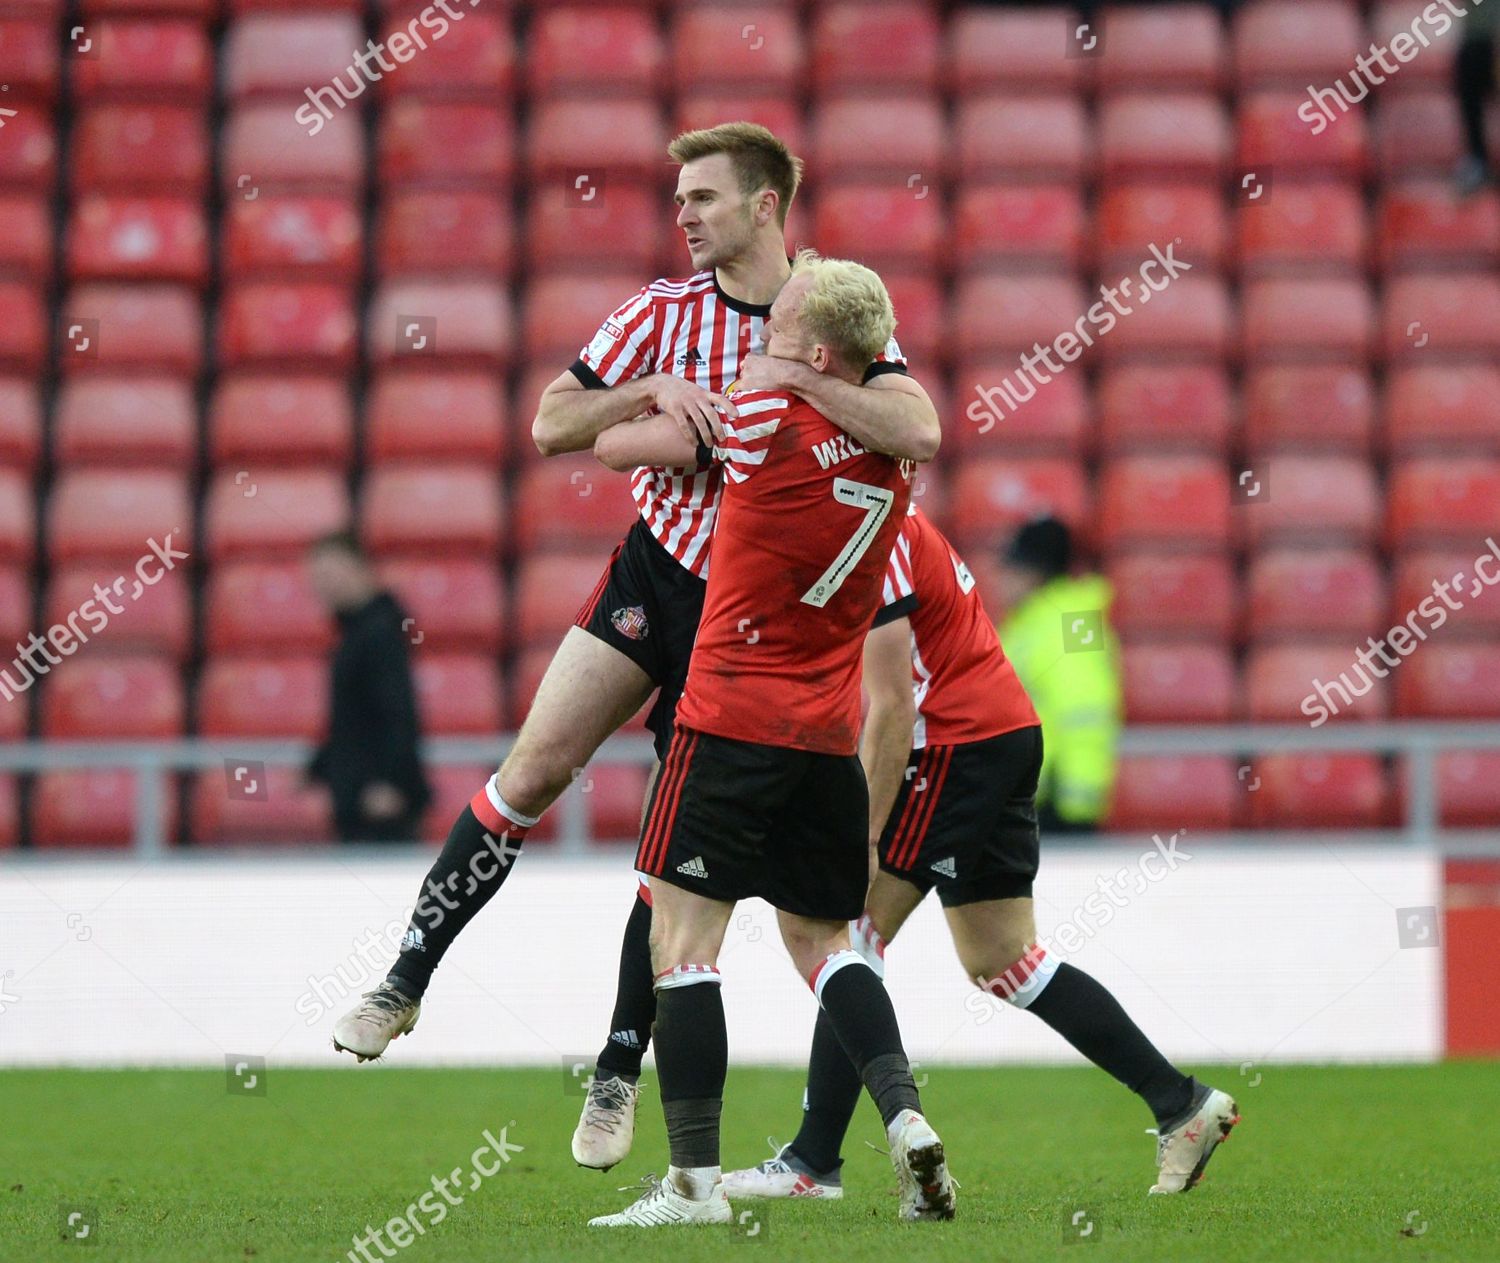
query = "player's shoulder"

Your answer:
(643, 271), (716, 301)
